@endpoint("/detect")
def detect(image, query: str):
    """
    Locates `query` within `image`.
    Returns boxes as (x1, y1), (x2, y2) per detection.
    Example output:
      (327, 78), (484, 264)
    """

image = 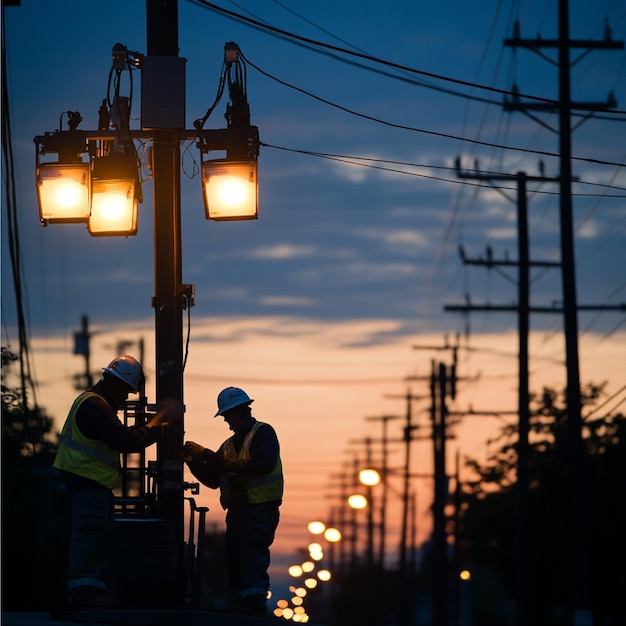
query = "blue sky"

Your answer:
(3, 0), (624, 346)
